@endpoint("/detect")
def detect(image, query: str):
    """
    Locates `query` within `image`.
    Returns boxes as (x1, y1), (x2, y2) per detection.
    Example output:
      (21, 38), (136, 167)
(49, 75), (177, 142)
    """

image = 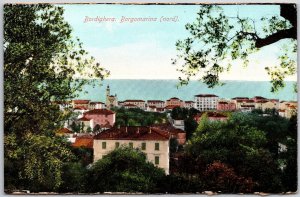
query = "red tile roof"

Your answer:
(241, 105), (255, 107)
(94, 126), (169, 141)
(185, 101), (194, 103)
(165, 105), (180, 110)
(90, 101), (105, 104)
(73, 100), (90, 104)
(78, 116), (91, 121)
(152, 123), (185, 134)
(195, 94), (218, 97)
(74, 106), (88, 110)
(84, 109), (115, 115)
(147, 100), (164, 103)
(218, 101), (228, 104)
(252, 96), (267, 99)
(124, 100), (145, 102)
(72, 136), (93, 149)
(232, 97), (249, 100)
